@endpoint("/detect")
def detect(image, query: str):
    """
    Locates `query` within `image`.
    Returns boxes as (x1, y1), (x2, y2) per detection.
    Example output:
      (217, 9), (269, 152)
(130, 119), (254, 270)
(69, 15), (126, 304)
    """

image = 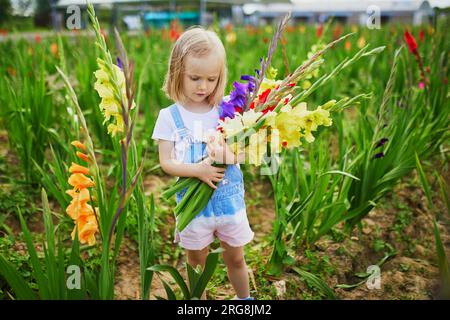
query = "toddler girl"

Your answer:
(151, 27), (254, 300)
